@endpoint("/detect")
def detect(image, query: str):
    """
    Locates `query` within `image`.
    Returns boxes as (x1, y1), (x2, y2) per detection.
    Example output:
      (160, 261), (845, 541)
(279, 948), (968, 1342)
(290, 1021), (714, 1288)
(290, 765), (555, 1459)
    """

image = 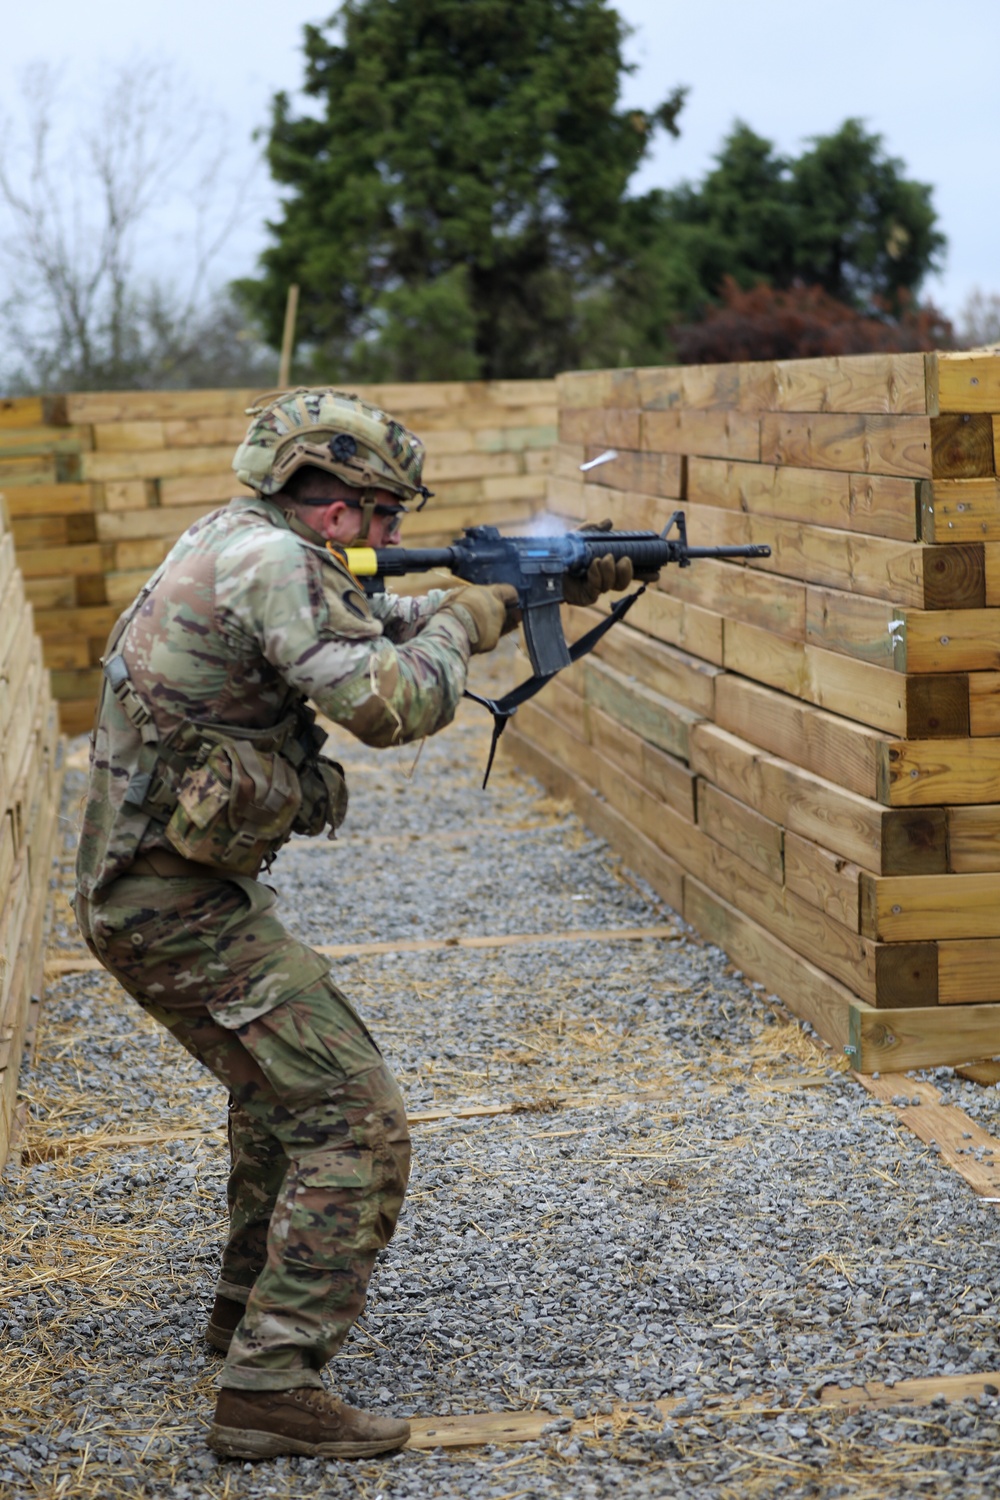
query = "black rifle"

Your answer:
(343, 511), (770, 785)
